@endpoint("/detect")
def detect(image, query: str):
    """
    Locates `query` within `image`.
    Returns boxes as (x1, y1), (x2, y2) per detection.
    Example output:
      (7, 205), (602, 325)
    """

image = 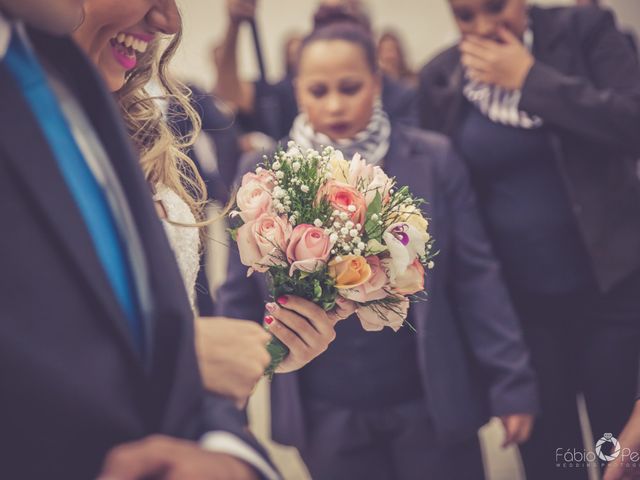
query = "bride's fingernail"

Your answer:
(277, 295), (288, 305)
(264, 315), (274, 325)
(265, 302), (277, 313)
